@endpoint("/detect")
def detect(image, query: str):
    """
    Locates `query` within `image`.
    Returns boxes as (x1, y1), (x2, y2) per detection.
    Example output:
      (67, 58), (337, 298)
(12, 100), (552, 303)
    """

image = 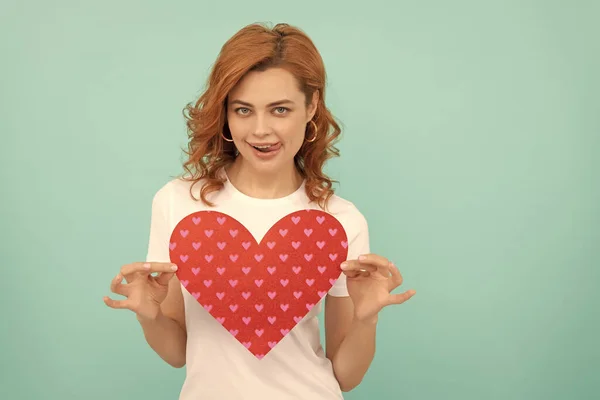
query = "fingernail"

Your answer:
(171, 264), (178, 271)
(143, 263), (151, 269)
(340, 262), (348, 269)
(358, 255), (366, 261)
